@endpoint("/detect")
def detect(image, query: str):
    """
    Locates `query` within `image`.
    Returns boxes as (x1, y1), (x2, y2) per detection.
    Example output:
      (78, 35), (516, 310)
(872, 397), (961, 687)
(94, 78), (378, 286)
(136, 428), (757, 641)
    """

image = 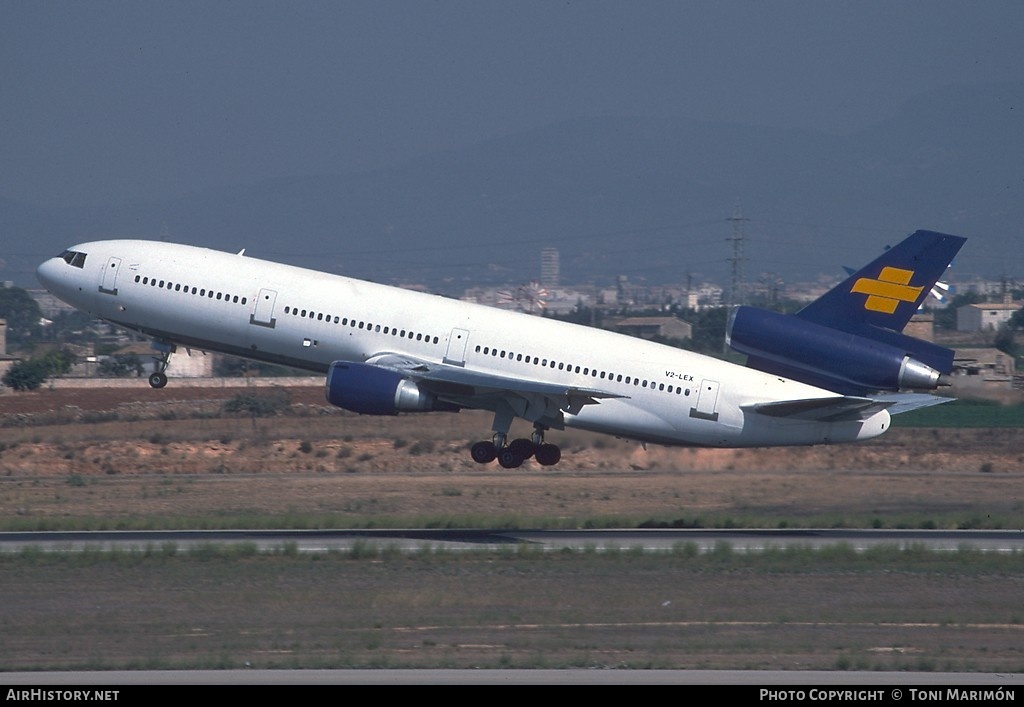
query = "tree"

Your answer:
(3, 359), (50, 390)
(686, 307), (730, 356)
(0, 286), (43, 346)
(98, 354), (144, 378)
(993, 324), (1016, 357)
(1009, 307), (1024, 331)
(2, 349), (75, 390)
